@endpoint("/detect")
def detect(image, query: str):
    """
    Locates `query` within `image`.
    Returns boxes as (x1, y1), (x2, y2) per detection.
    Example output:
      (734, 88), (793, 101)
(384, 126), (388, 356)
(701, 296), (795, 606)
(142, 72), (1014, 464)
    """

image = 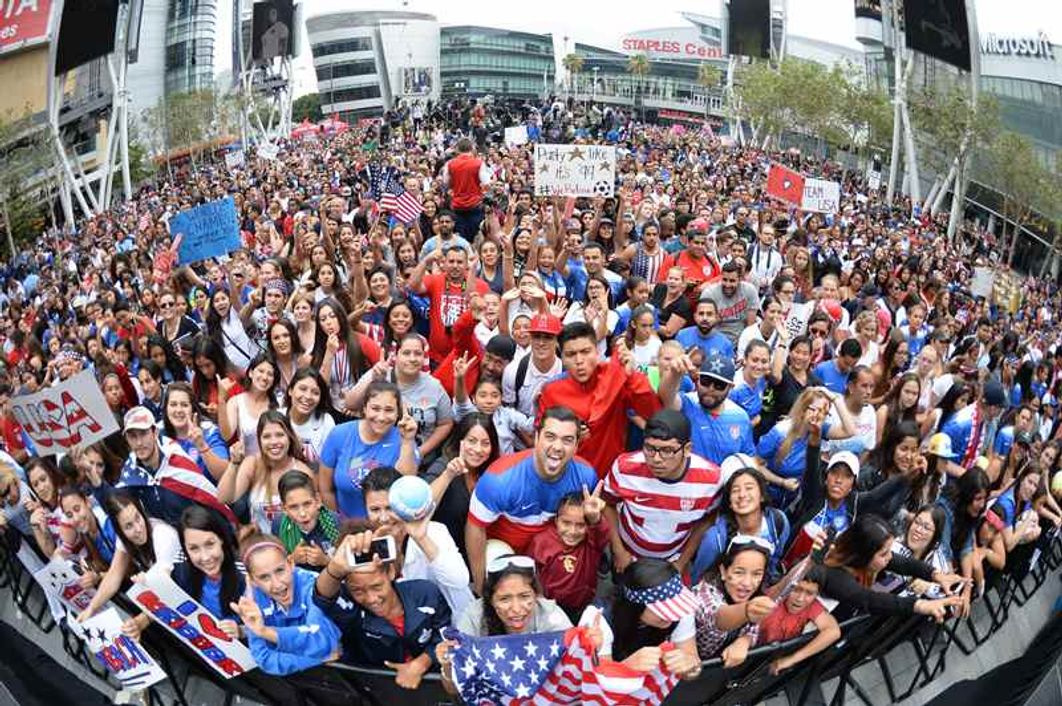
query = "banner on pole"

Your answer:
(170, 197), (242, 265)
(533, 144), (616, 197)
(765, 163), (805, 206)
(128, 574), (257, 679)
(801, 177), (841, 213)
(10, 370), (120, 456)
(73, 608), (168, 689)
